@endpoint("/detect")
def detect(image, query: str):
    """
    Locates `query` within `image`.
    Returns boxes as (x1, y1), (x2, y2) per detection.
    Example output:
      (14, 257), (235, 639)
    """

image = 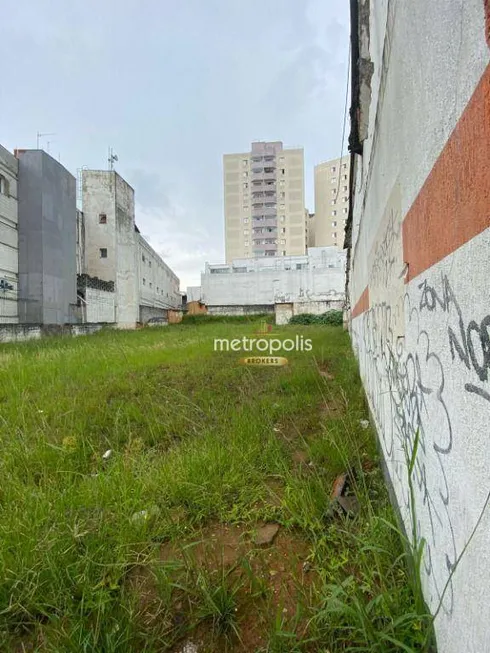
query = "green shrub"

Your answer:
(289, 310), (343, 326)
(182, 313), (273, 325)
